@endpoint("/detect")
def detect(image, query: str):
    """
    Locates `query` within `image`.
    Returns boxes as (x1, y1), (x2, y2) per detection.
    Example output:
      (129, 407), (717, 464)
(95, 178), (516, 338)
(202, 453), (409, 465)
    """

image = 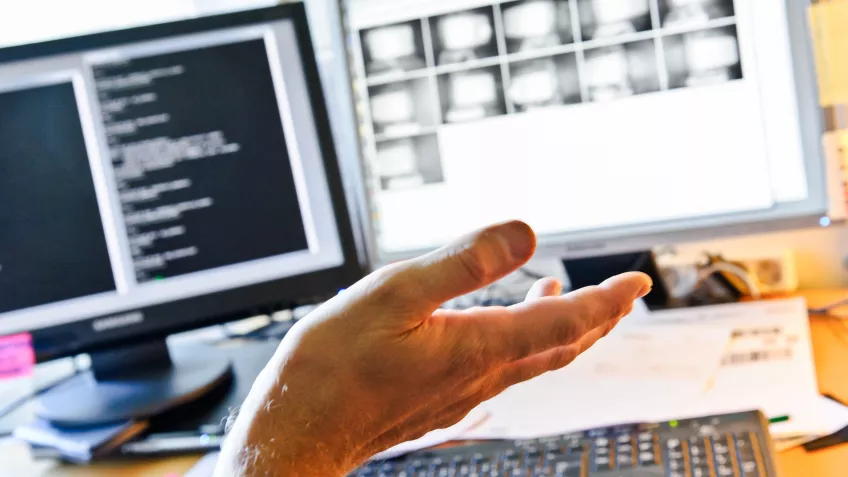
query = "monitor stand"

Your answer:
(563, 251), (675, 311)
(35, 339), (233, 428)
(562, 251), (742, 310)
